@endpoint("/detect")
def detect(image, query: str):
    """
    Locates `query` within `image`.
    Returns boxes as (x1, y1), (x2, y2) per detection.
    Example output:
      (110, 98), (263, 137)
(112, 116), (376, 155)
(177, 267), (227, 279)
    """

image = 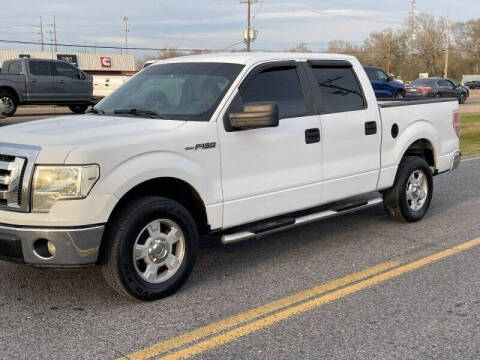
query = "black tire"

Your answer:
(459, 93), (467, 104)
(0, 92), (18, 117)
(395, 91), (405, 99)
(68, 104), (89, 114)
(101, 196), (199, 301)
(383, 156), (433, 222)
